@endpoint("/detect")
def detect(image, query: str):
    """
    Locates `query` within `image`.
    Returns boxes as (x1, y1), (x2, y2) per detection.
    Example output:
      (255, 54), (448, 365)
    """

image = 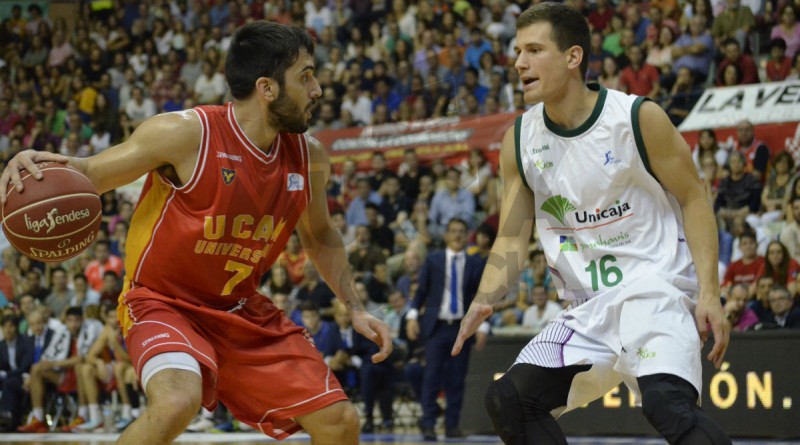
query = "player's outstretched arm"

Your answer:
(0, 111), (202, 203)
(297, 136), (392, 363)
(452, 124), (536, 356)
(638, 101), (729, 368)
